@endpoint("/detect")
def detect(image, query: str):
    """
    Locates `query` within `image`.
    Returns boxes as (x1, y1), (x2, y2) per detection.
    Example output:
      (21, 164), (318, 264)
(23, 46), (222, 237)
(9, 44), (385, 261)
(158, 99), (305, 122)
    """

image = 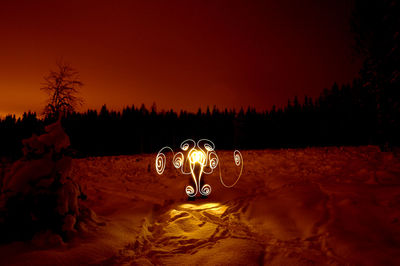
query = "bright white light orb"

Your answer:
(190, 149), (205, 164)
